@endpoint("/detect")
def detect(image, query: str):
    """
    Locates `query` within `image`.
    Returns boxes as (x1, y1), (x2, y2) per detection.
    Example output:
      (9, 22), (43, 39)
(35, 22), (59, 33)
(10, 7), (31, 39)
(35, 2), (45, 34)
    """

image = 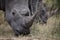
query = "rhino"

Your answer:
(0, 0), (49, 36)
